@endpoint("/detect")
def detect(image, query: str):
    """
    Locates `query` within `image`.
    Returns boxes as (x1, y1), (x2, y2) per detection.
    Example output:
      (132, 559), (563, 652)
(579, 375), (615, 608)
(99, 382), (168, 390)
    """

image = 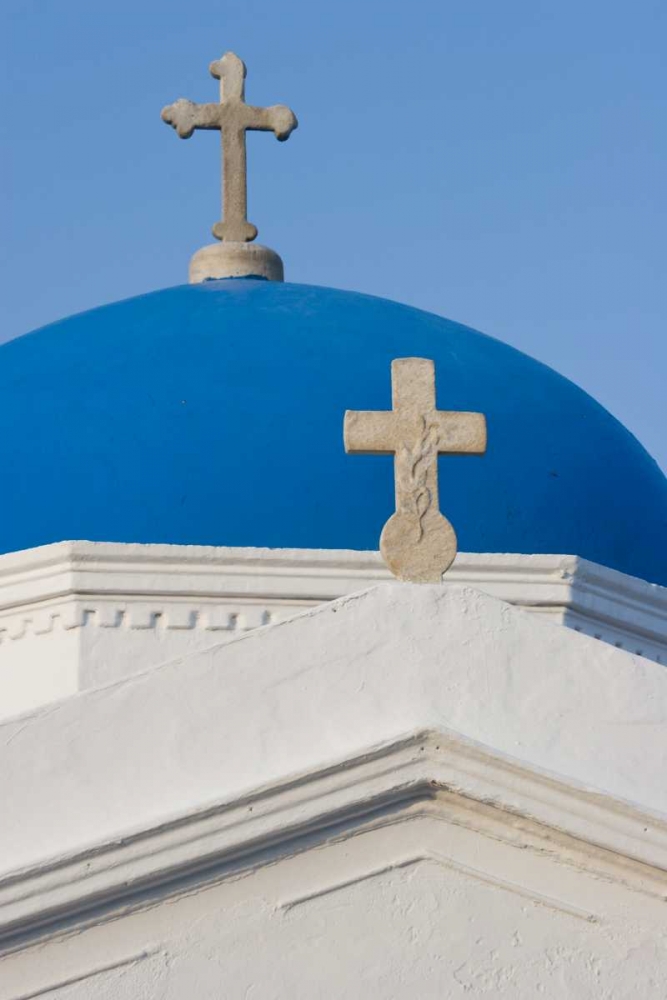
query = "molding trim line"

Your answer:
(2, 729), (667, 949)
